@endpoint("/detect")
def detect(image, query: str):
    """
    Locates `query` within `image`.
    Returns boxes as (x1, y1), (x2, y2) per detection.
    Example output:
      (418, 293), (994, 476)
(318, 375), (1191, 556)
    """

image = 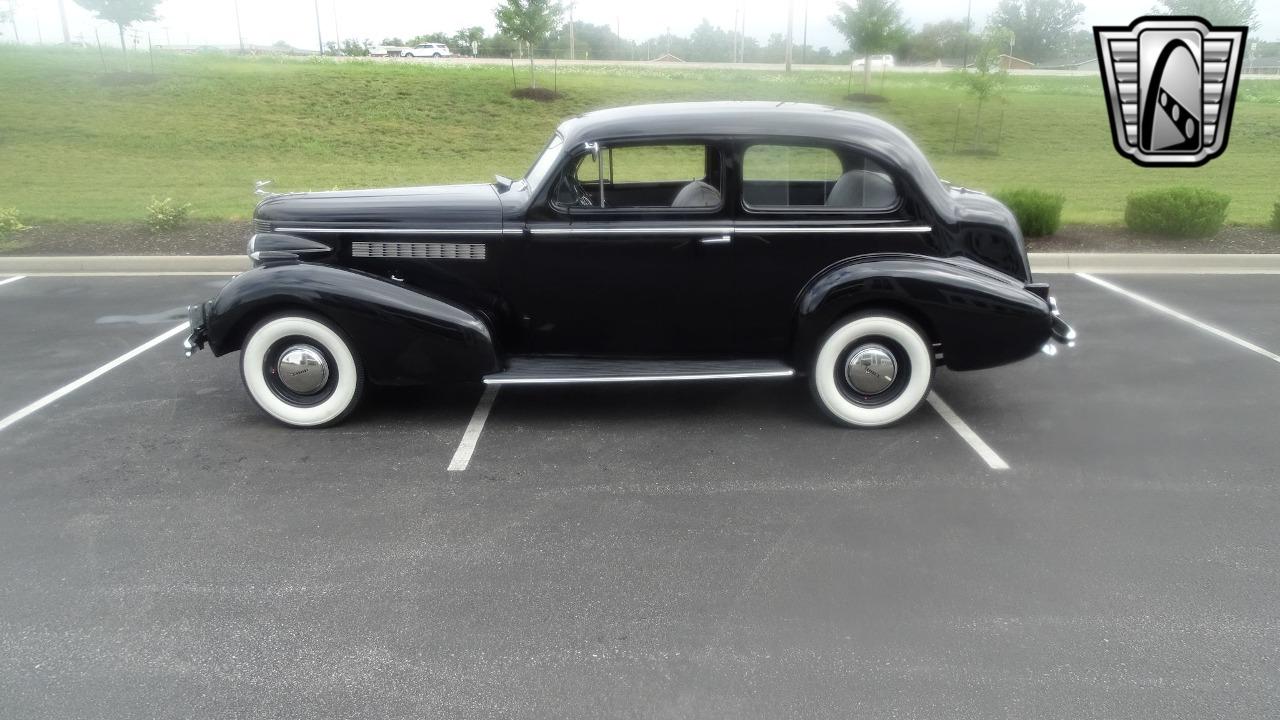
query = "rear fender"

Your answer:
(203, 263), (499, 384)
(794, 253), (1052, 371)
